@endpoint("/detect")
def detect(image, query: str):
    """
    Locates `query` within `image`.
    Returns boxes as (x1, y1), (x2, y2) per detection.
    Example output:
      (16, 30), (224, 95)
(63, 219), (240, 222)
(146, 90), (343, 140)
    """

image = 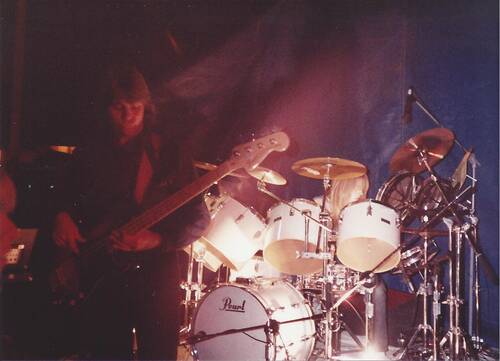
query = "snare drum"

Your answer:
(191, 280), (315, 361)
(263, 199), (322, 275)
(337, 199), (400, 273)
(302, 264), (359, 293)
(229, 255), (282, 282)
(184, 240), (222, 272)
(199, 196), (266, 270)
